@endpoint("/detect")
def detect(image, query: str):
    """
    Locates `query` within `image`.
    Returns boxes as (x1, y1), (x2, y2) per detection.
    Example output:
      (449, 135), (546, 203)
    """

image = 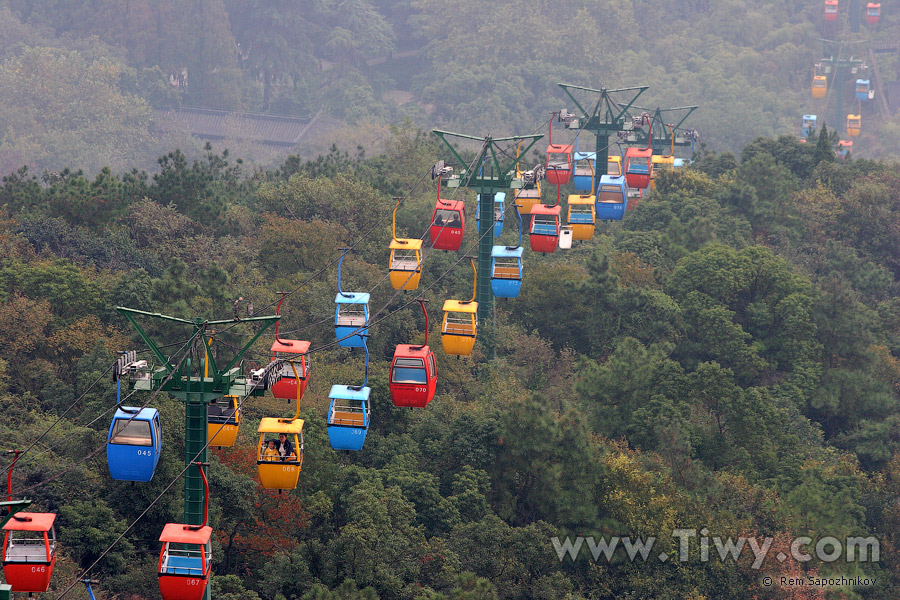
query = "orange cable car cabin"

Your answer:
(566, 195), (596, 241)
(2, 512), (57, 594)
(608, 155), (622, 177)
(389, 197), (423, 290)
